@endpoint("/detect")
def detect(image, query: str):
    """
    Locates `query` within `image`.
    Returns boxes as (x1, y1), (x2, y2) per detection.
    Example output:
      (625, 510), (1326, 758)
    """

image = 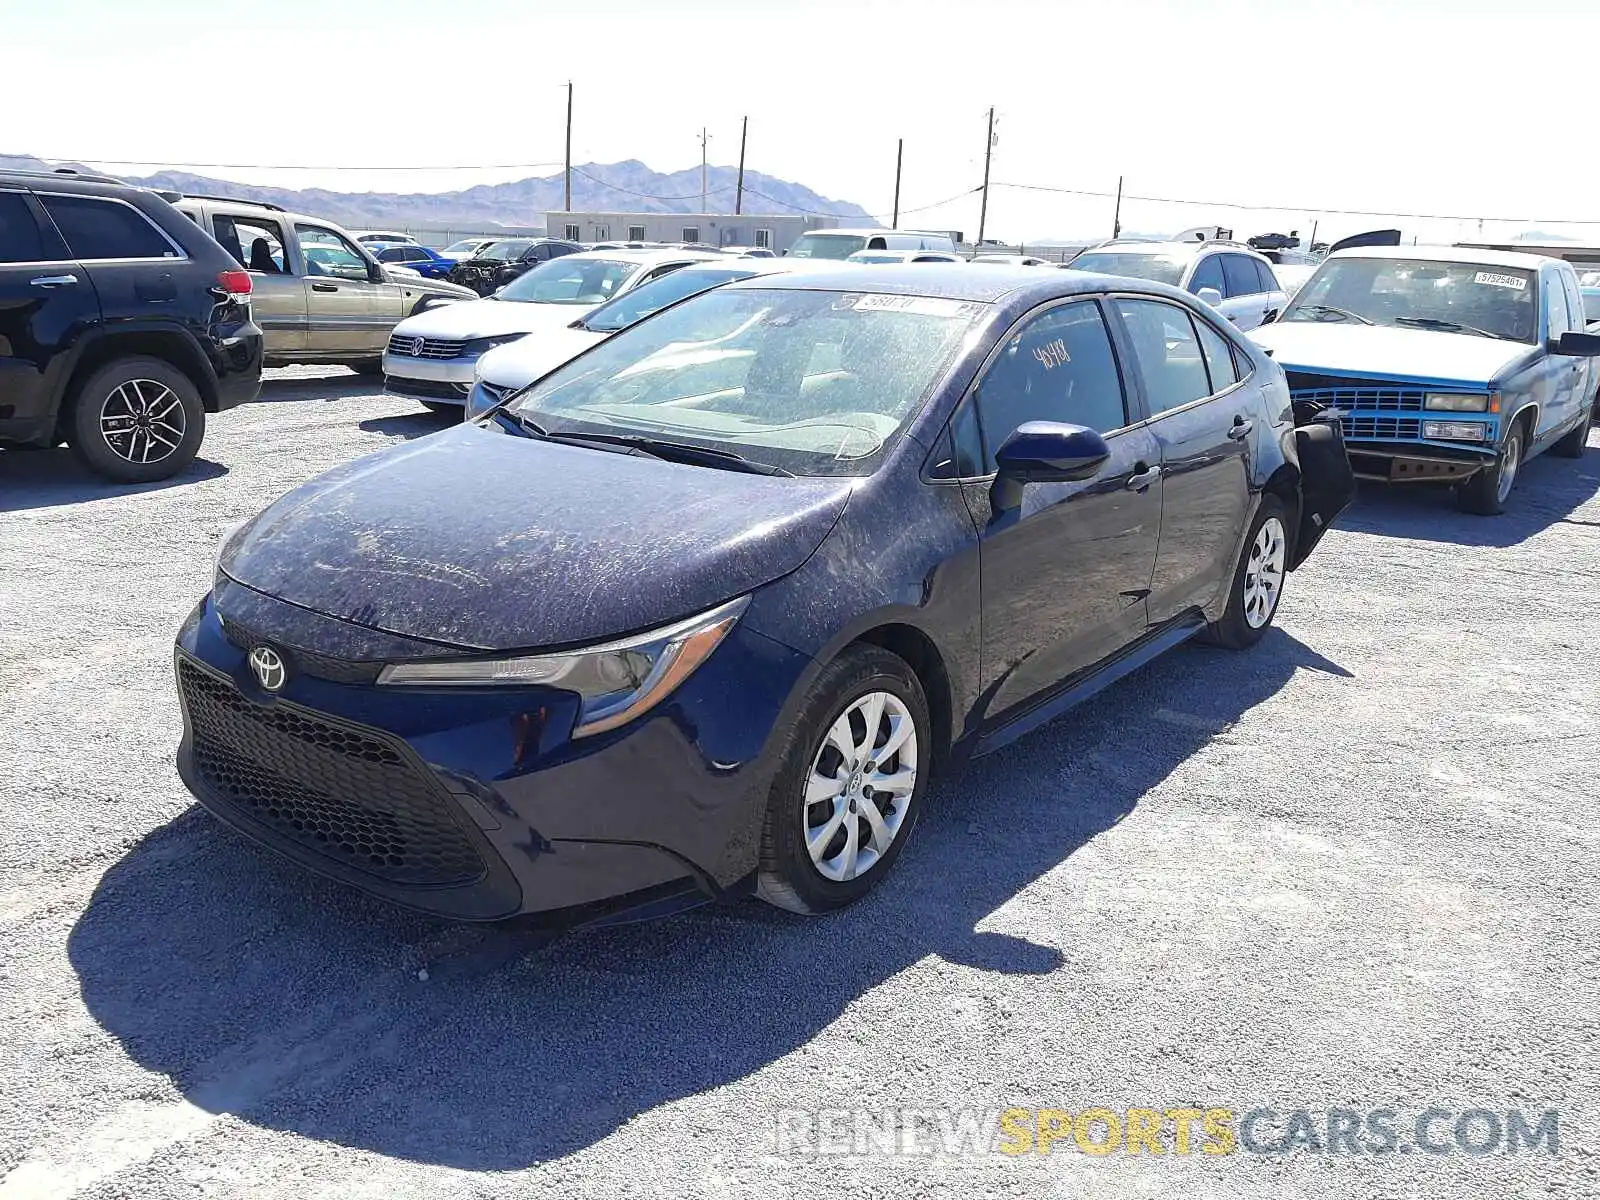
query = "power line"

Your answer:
(991, 180), (1600, 227)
